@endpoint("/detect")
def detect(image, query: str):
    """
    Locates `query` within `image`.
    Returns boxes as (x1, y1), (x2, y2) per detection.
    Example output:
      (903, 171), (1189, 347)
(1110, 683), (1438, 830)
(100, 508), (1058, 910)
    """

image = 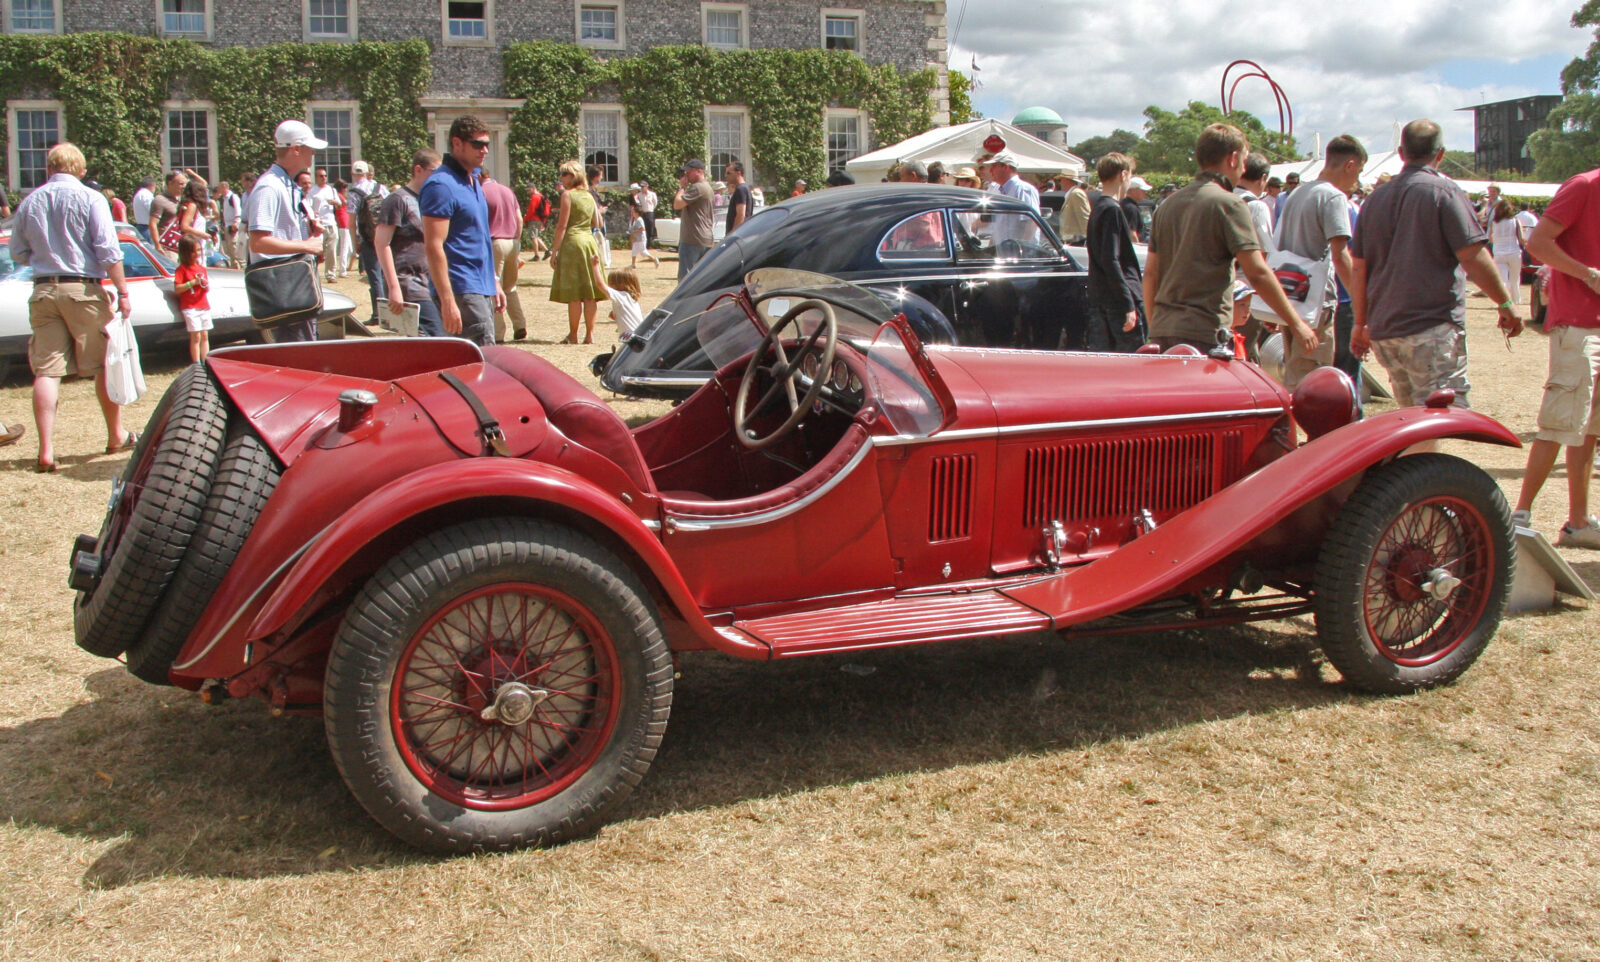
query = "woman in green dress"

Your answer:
(549, 160), (606, 344)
